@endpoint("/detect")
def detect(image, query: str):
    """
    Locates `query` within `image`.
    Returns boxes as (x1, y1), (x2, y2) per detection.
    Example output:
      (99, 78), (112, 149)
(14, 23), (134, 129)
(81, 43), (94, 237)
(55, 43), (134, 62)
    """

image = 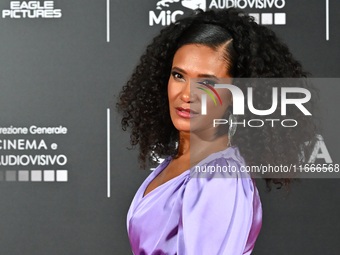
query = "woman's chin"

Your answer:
(172, 117), (211, 134)
(174, 125), (191, 133)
